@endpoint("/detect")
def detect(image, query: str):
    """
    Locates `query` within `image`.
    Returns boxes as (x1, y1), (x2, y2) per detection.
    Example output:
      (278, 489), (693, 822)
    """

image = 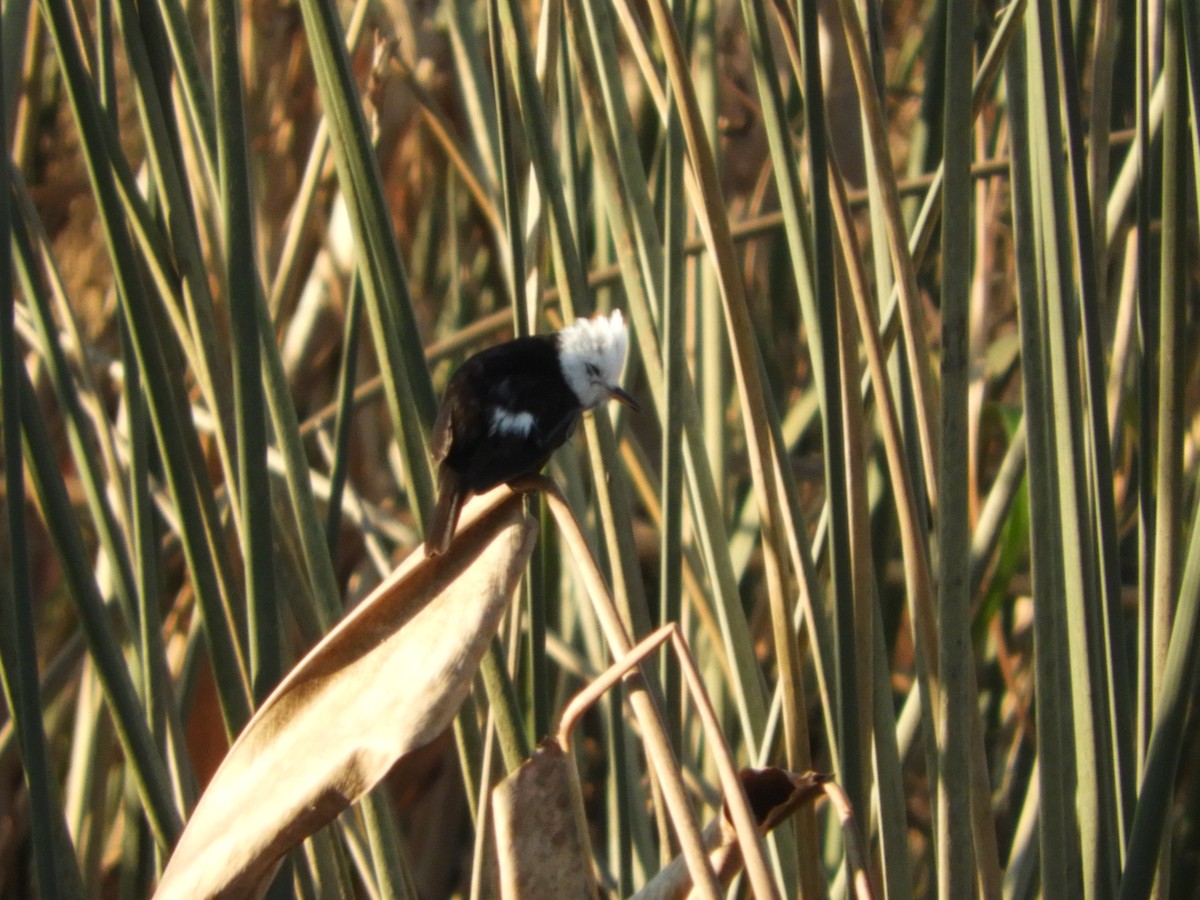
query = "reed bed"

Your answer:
(1, 0), (1198, 895)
